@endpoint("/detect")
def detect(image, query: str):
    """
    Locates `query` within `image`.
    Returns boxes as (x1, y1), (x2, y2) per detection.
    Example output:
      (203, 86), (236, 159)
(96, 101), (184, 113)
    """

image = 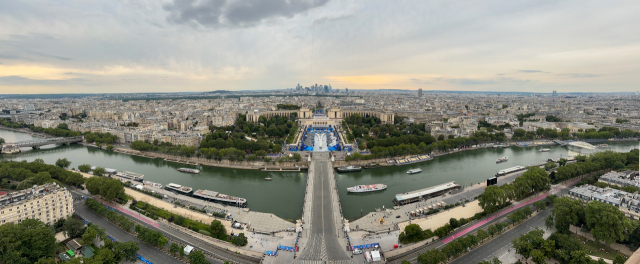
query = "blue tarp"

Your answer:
(277, 245), (297, 251)
(137, 254), (153, 264)
(350, 243), (380, 250)
(265, 251), (277, 256)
